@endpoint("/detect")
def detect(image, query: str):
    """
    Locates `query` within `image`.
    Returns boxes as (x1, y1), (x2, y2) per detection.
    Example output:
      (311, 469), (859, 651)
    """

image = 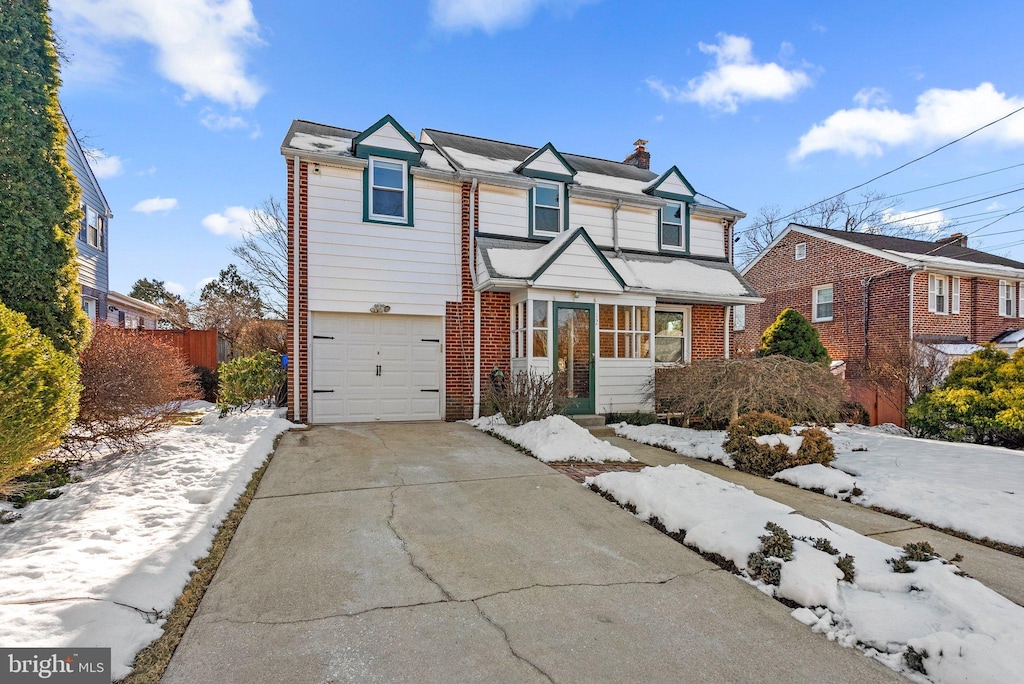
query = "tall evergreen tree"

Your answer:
(758, 308), (830, 363)
(0, 0), (89, 354)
